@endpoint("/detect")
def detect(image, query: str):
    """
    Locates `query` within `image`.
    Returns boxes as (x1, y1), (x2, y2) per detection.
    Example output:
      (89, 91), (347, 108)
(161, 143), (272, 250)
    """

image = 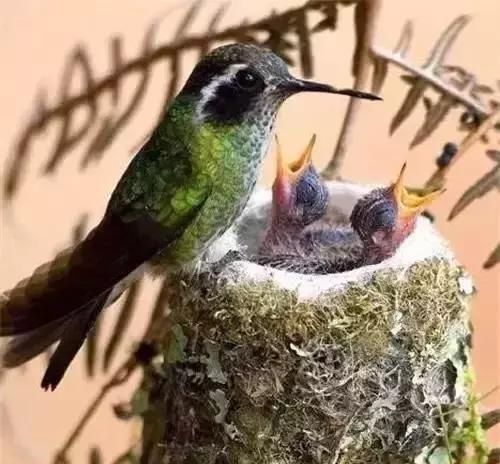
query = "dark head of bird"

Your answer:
(350, 163), (444, 263)
(271, 134), (329, 229)
(180, 43), (381, 127)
